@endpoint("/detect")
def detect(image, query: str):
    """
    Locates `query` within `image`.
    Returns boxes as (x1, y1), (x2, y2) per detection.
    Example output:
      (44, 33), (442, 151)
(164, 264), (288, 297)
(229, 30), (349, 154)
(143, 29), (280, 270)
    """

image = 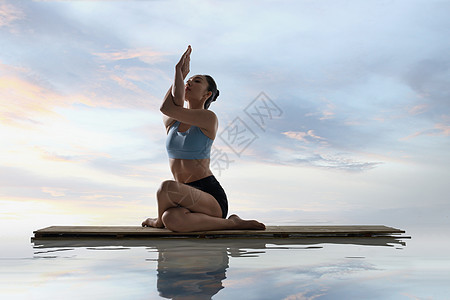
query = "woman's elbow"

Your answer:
(160, 101), (171, 114)
(160, 103), (178, 117)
